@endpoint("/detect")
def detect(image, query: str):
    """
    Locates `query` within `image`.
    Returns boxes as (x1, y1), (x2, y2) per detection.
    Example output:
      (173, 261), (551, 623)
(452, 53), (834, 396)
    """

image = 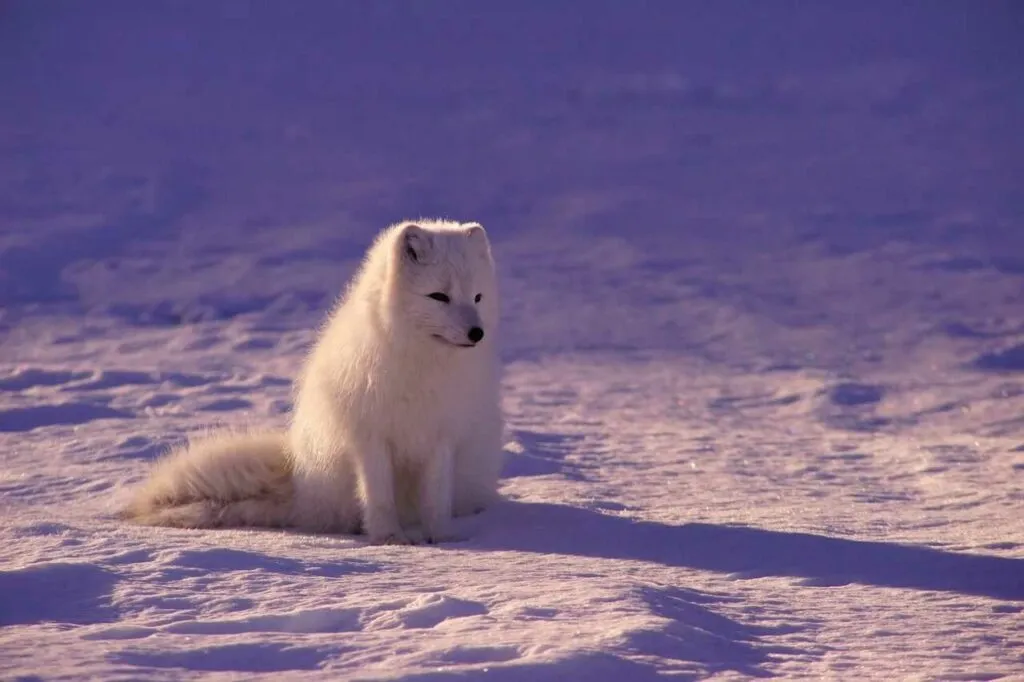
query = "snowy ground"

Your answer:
(2, 2), (1023, 679)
